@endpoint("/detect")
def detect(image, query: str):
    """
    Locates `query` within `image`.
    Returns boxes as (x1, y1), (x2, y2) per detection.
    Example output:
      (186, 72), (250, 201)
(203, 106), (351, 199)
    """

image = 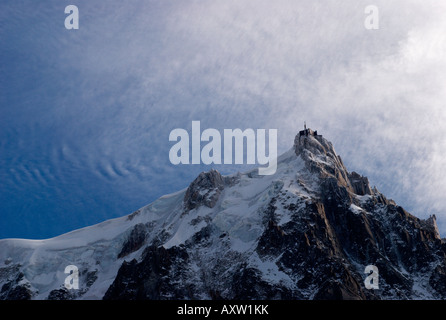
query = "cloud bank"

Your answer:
(1, 0), (445, 238)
